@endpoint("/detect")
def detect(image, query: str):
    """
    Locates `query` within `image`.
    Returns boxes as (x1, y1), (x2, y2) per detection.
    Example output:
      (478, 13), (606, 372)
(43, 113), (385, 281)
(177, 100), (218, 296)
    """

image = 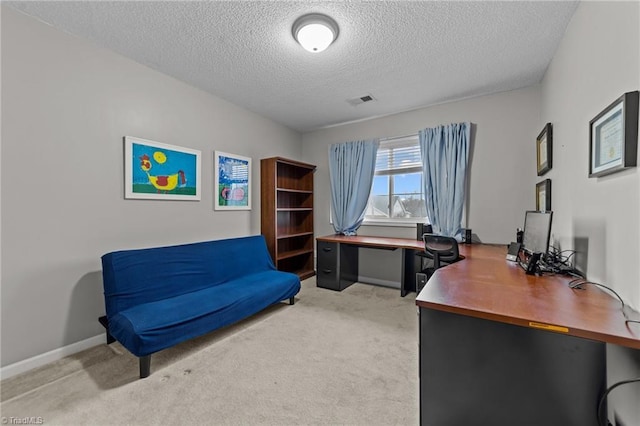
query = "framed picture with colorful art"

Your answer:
(214, 151), (251, 210)
(124, 136), (201, 200)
